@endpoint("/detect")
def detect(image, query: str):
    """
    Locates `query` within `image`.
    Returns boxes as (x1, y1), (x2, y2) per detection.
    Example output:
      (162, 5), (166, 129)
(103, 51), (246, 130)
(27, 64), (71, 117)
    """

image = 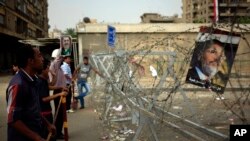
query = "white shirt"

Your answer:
(61, 62), (72, 84)
(195, 66), (208, 81)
